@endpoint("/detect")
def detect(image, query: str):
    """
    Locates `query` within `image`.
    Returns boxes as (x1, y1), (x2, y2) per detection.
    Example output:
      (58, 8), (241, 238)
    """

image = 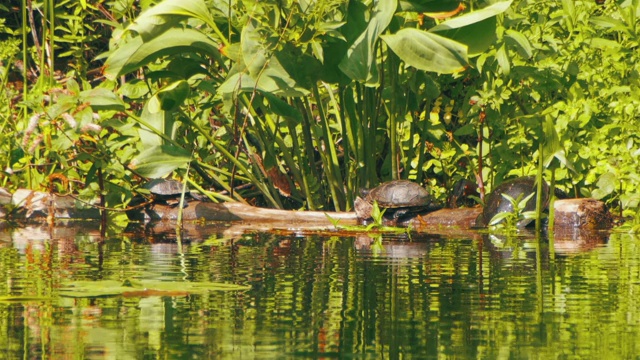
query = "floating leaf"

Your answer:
(0, 295), (52, 302)
(59, 279), (250, 298)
